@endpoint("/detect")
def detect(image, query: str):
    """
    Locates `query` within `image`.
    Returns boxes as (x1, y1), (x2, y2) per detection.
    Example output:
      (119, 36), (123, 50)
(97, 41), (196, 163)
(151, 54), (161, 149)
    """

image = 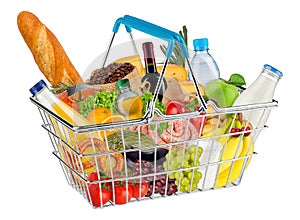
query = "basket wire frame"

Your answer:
(32, 96), (276, 208)
(29, 18), (278, 208)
